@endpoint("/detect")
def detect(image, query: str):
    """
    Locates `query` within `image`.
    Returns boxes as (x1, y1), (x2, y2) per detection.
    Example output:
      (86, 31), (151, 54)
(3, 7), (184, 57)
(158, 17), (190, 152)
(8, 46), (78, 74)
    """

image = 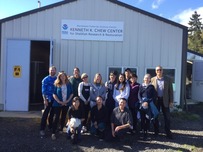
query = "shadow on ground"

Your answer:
(0, 103), (203, 152)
